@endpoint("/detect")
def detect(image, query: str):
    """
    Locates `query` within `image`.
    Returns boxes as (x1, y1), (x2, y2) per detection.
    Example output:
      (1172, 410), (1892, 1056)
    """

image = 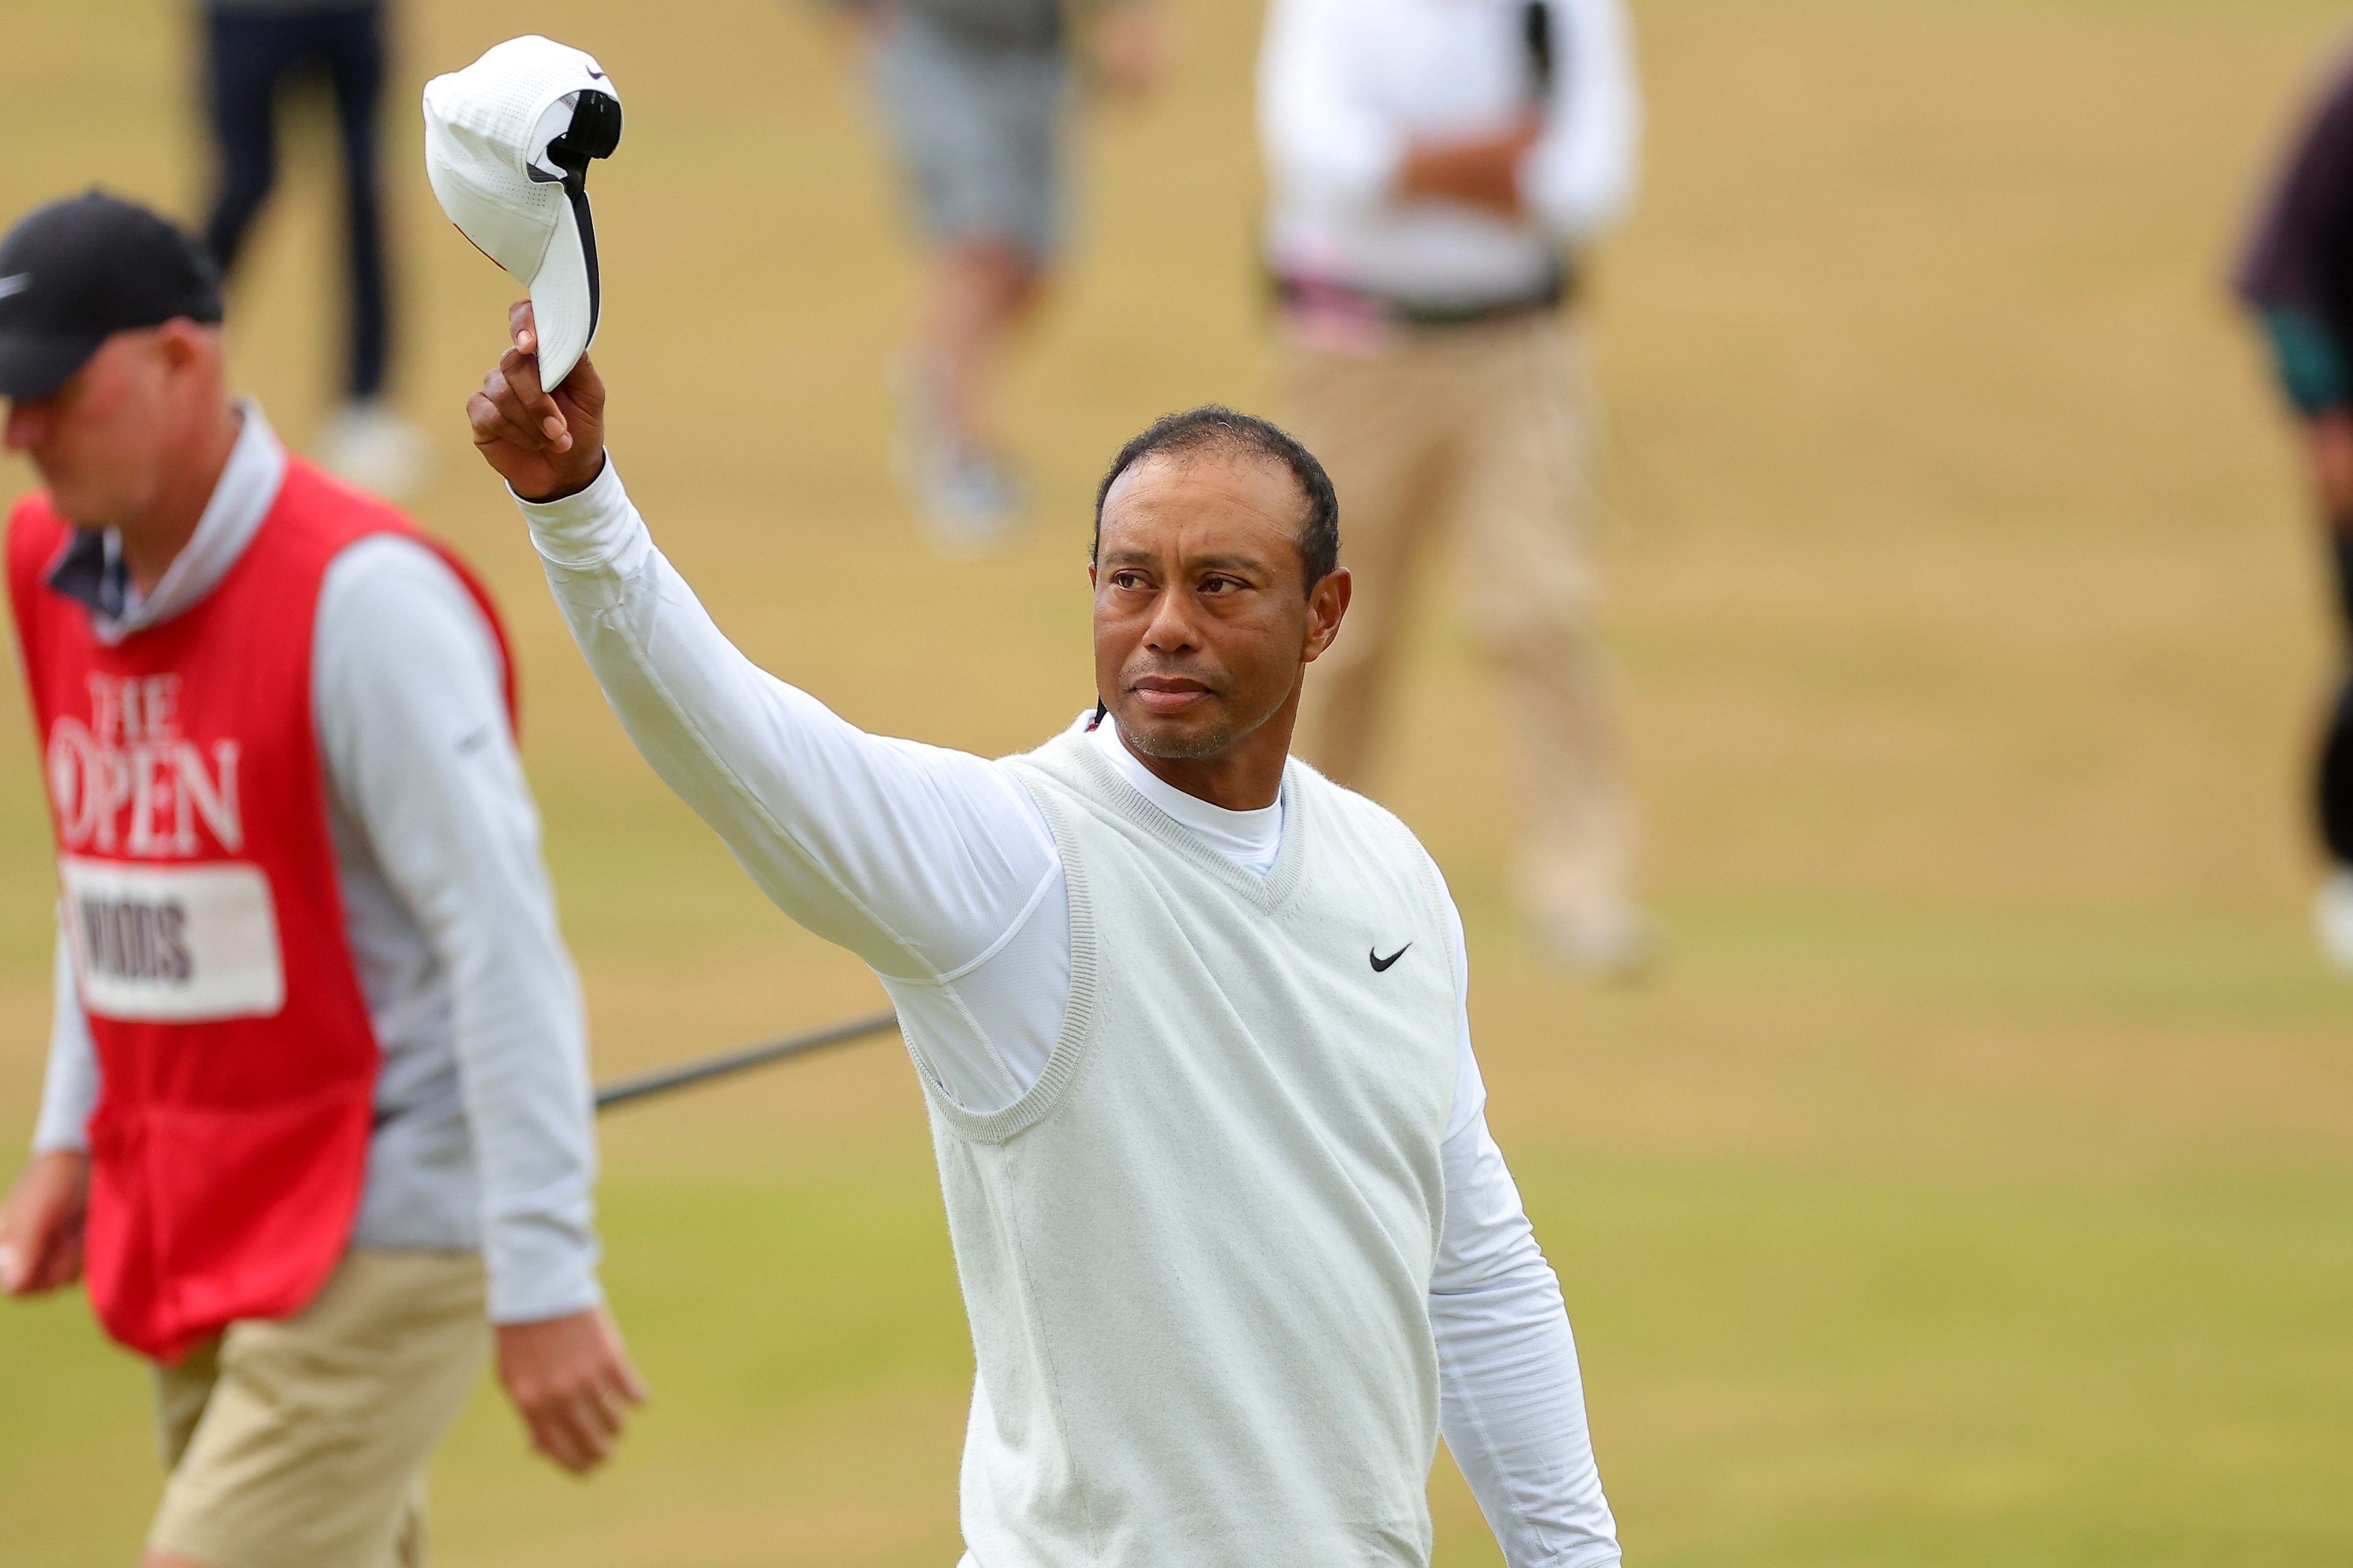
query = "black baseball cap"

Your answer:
(0, 190), (223, 401)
